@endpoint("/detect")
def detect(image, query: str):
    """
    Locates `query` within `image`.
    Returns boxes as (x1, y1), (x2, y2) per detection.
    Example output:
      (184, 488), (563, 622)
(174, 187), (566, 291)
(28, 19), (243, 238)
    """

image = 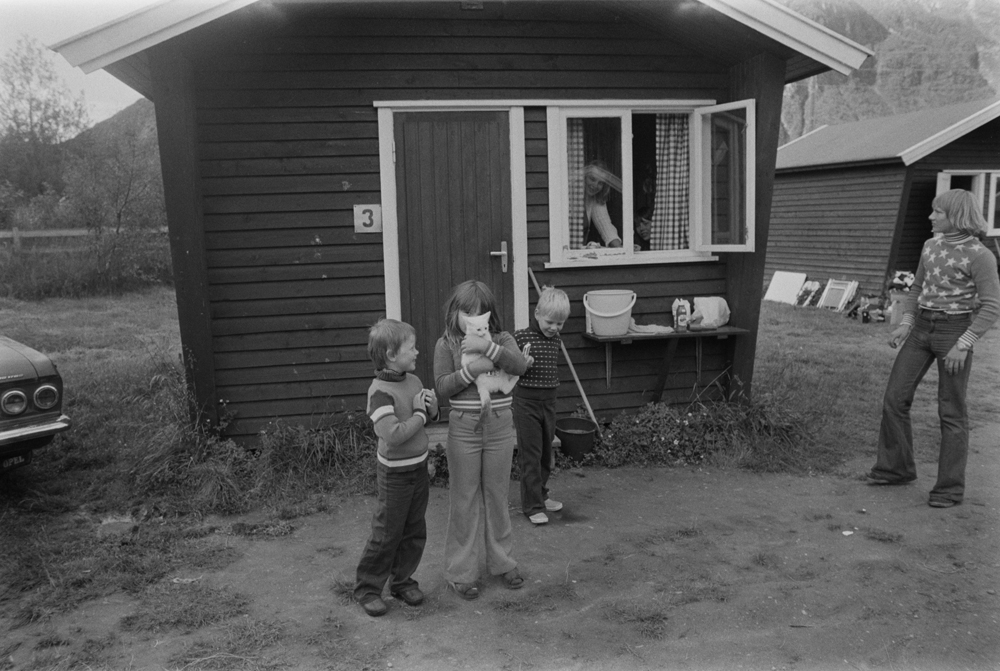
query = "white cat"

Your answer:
(460, 312), (520, 418)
